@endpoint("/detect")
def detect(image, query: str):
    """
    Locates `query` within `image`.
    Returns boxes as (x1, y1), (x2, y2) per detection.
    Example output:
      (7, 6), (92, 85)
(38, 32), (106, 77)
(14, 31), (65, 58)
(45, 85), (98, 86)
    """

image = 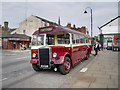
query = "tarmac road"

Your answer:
(1, 50), (95, 88)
